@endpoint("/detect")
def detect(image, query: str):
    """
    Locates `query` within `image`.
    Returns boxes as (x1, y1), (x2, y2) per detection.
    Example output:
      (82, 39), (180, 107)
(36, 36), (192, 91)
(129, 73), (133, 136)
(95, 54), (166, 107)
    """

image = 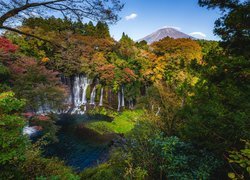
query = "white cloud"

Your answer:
(125, 13), (137, 20)
(189, 32), (207, 39)
(162, 26), (181, 31)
